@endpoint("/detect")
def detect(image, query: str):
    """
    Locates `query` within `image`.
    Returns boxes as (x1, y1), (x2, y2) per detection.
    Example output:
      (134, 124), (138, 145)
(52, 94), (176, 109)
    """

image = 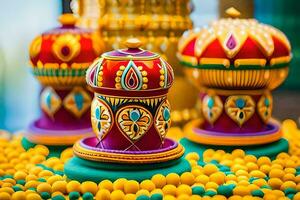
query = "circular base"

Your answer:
(64, 156), (191, 182)
(22, 137), (70, 158)
(180, 138), (289, 160)
(25, 122), (93, 146)
(185, 119), (282, 146)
